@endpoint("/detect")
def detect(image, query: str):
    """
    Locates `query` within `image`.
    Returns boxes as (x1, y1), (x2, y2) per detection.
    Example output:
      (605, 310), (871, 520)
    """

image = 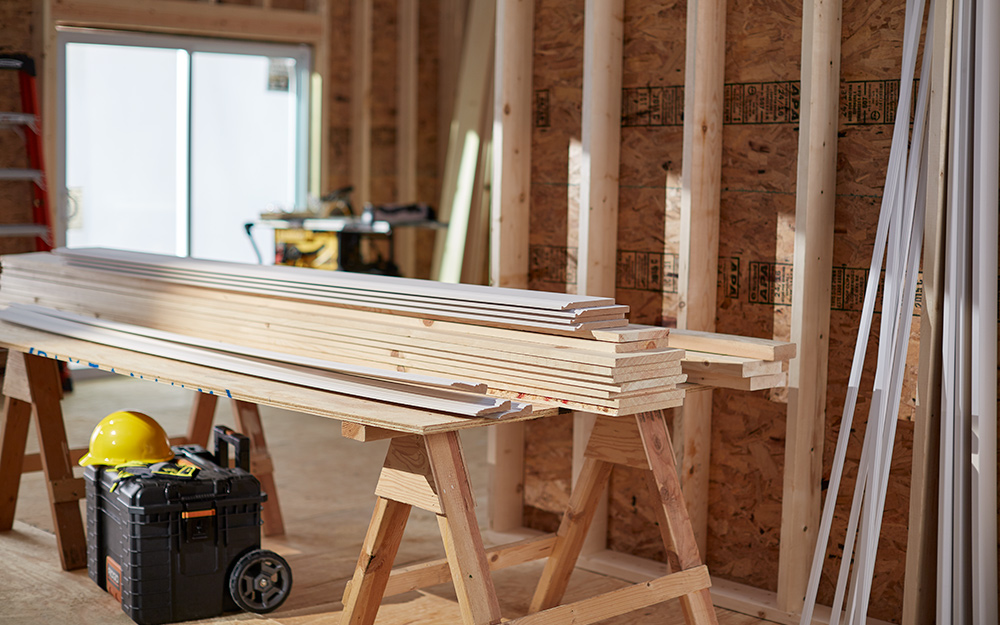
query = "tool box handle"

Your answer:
(213, 426), (251, 472)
